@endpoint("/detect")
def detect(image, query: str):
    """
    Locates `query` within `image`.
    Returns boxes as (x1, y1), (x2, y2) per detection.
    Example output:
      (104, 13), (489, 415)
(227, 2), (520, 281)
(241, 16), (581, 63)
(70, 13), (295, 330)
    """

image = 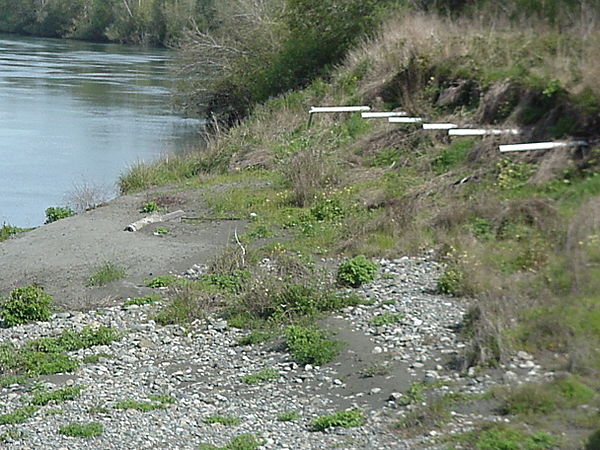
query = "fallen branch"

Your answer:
(125, 210), (186, 232)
